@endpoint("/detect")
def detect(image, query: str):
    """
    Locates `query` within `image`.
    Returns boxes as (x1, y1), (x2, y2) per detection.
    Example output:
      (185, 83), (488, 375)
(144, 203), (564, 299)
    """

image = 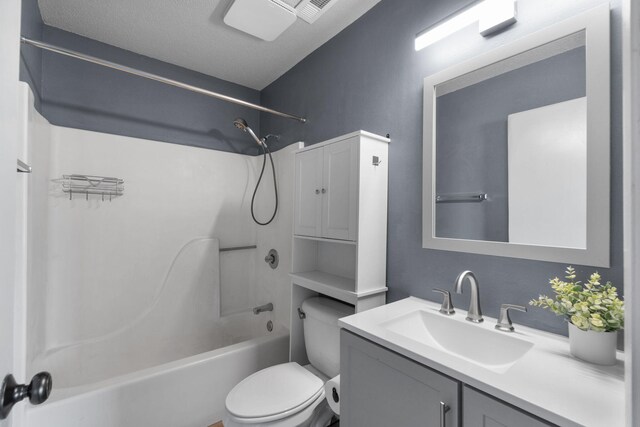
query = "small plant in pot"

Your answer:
(529, 266), (624, 365)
